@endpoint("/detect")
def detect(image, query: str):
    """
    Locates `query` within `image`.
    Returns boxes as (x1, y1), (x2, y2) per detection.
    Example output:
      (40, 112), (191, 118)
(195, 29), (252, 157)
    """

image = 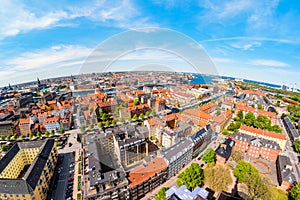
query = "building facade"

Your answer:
(158, 138), (193, 179)
(0, 139), (57, 200)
